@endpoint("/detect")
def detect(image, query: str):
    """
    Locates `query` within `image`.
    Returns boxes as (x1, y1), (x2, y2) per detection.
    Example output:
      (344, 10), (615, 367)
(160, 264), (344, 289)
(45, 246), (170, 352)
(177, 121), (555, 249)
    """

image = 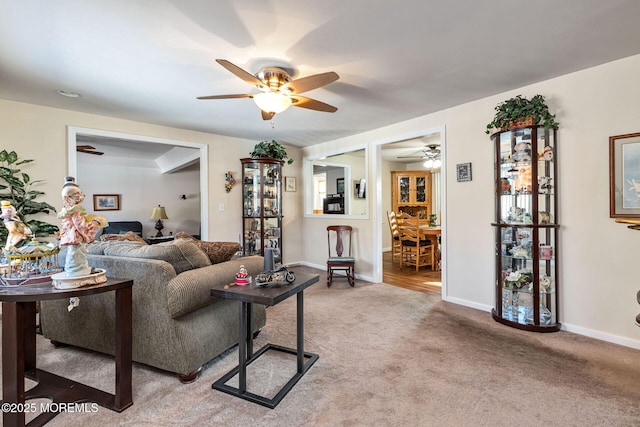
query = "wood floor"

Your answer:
(382, 251), (441, 294)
